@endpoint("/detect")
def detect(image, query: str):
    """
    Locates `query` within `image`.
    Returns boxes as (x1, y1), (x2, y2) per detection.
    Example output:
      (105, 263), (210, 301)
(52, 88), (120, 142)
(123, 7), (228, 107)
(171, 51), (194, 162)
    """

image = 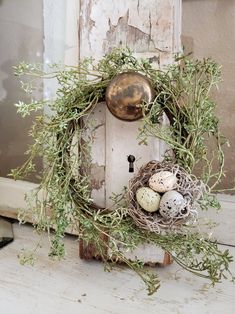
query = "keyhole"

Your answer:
(127, 155), (135, 173)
